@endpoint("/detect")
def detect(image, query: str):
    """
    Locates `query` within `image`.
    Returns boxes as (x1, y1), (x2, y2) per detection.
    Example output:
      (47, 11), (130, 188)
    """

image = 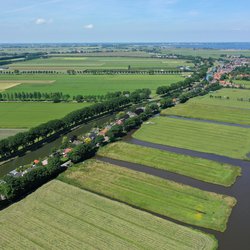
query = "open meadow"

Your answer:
(133, 116), (250, 159)
(0, 102), (91, 128)
(162, 88), (250, 125)
(98, 142), (241, 187)
(0, 74), (183, 96)
(7, 56), (194, 71)
(0, 180), (218, 250)
(59, 159), (236, 232)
